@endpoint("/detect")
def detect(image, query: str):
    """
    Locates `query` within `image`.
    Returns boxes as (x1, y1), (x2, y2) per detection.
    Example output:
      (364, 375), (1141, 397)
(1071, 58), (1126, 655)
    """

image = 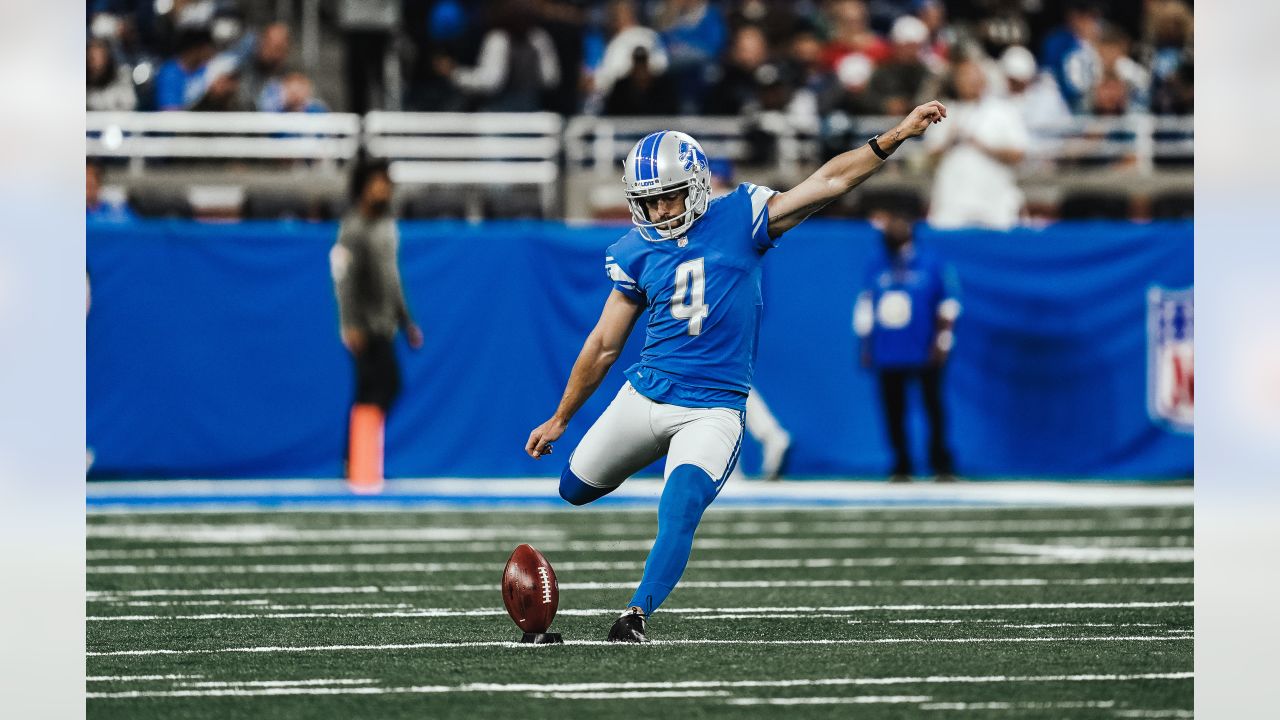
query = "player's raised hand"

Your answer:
(526, 417), (567, 459)
(895, 100), (947, 139)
